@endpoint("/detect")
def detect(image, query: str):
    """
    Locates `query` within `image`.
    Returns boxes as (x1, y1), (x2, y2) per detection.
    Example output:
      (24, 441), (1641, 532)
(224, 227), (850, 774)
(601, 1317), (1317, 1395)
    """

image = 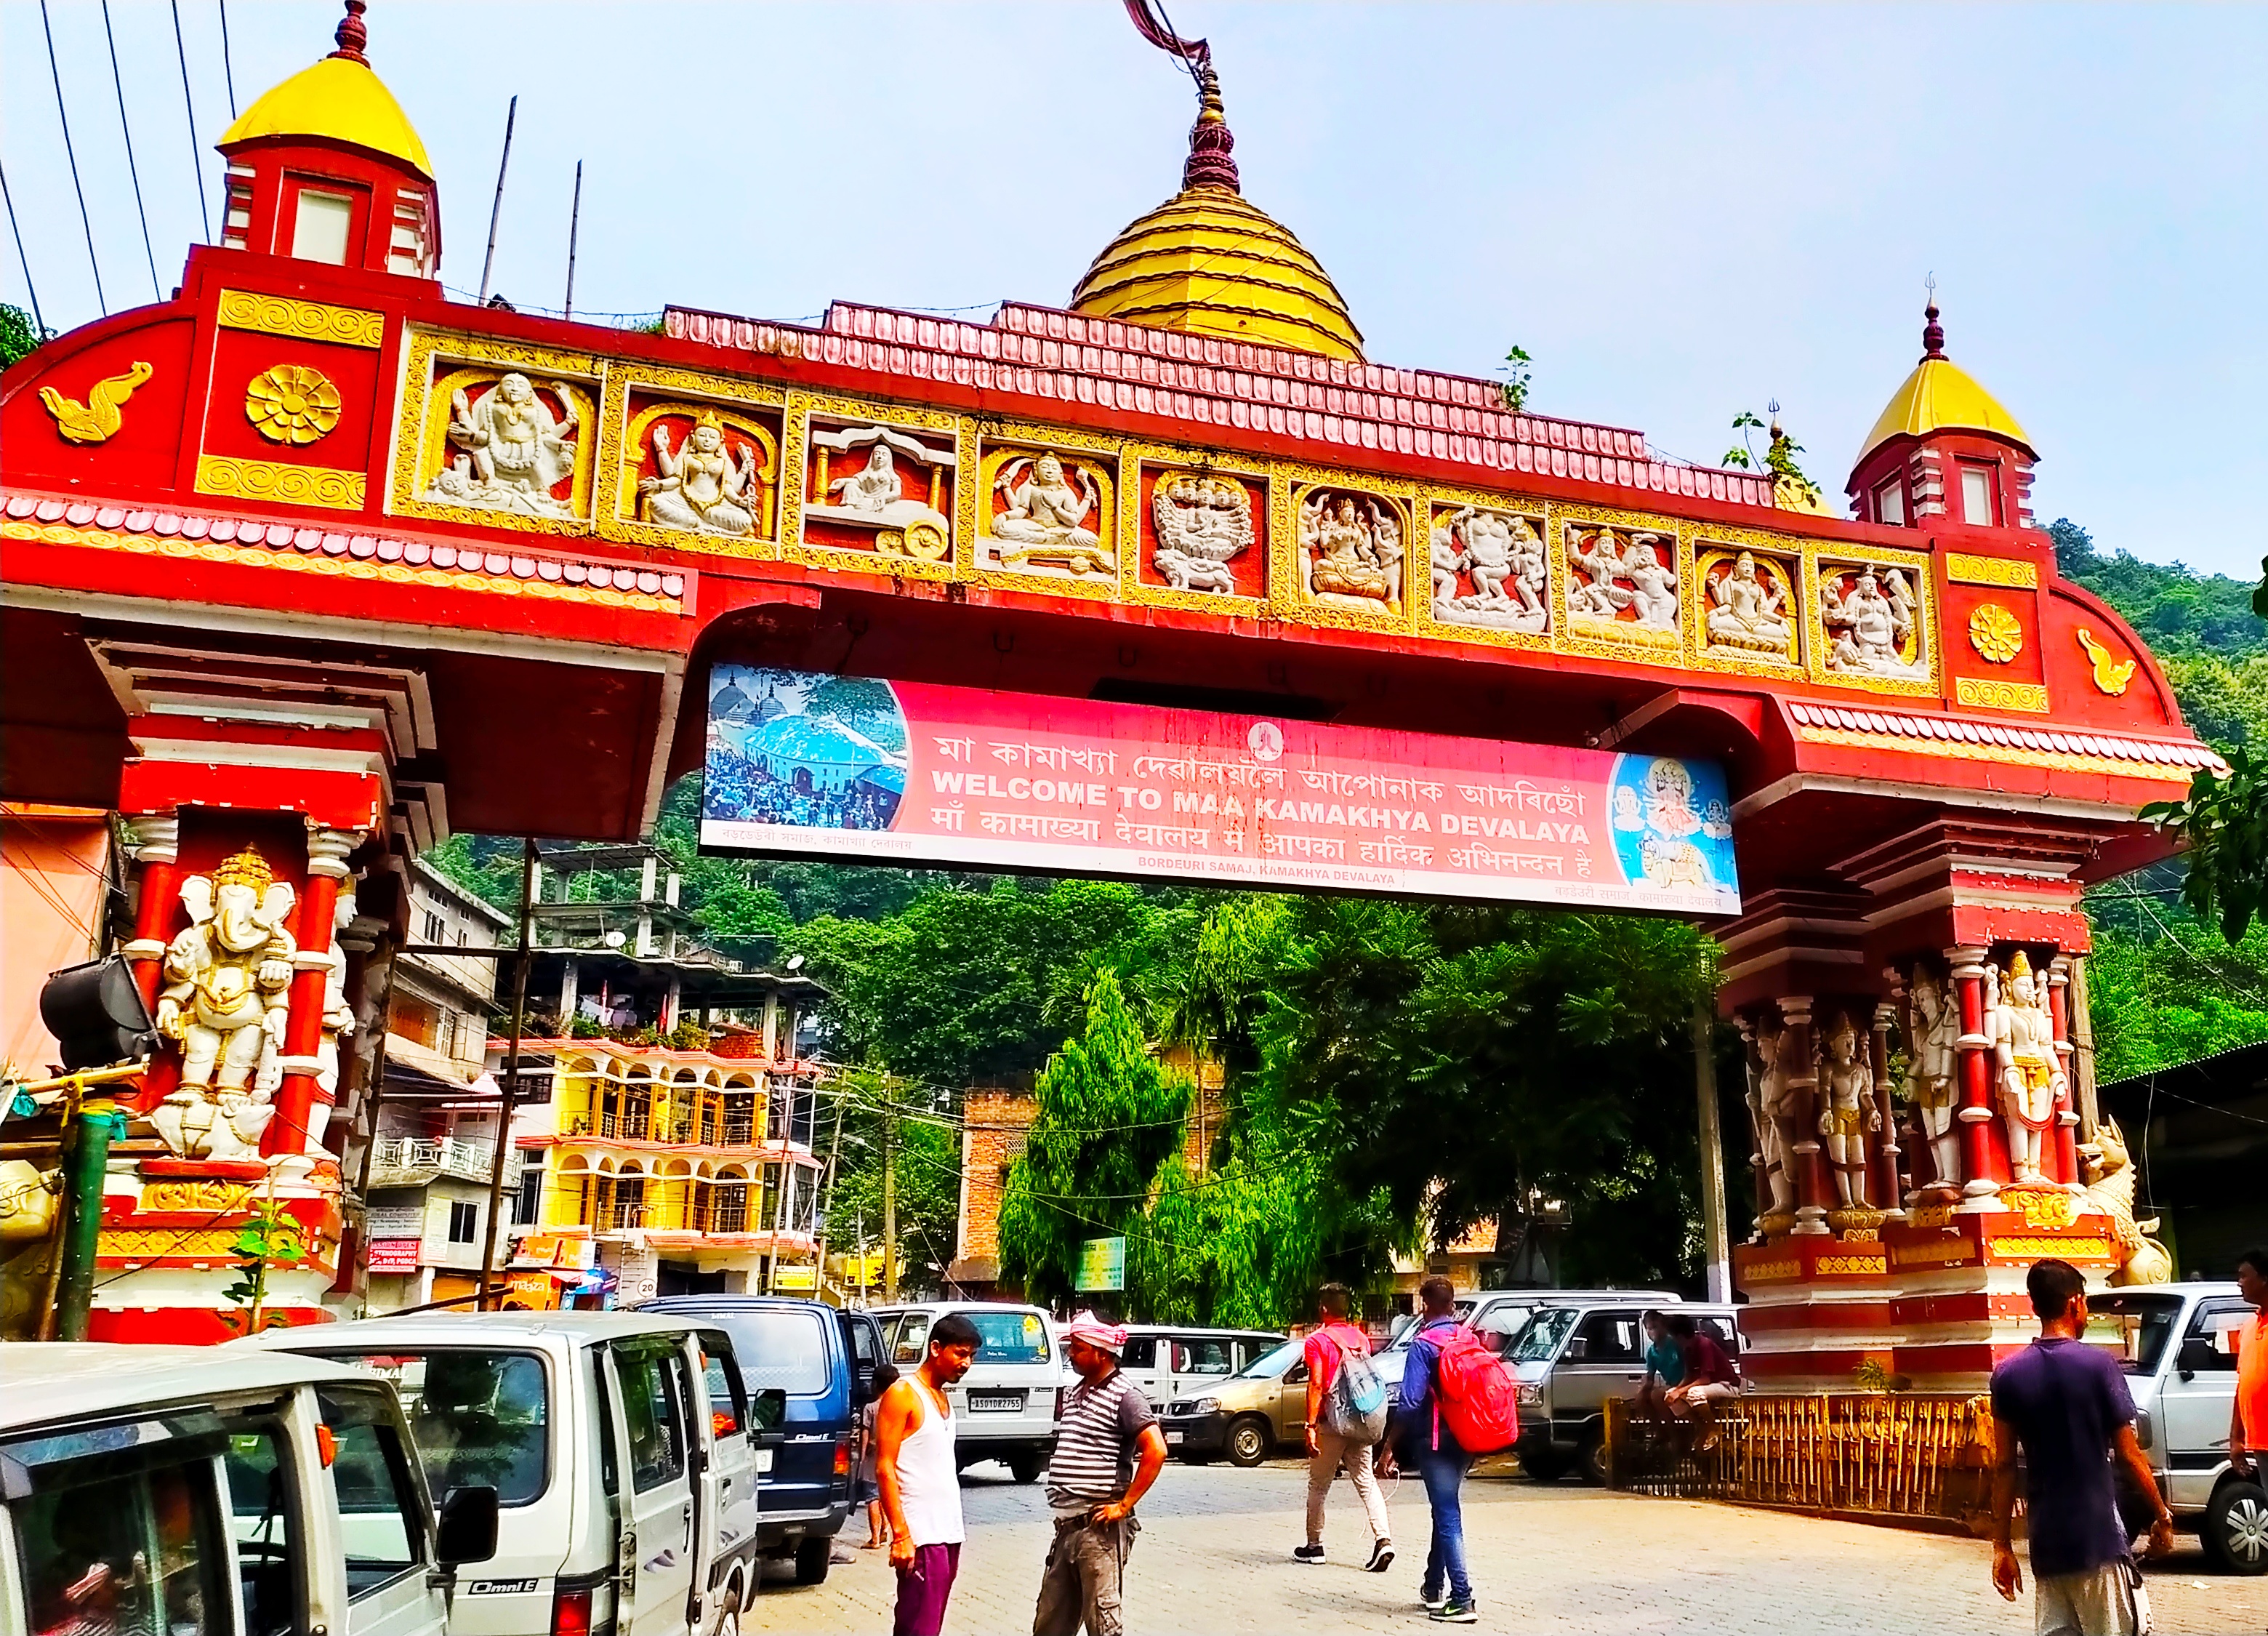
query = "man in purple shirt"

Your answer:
(1990, 1258), (2174, 1635)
